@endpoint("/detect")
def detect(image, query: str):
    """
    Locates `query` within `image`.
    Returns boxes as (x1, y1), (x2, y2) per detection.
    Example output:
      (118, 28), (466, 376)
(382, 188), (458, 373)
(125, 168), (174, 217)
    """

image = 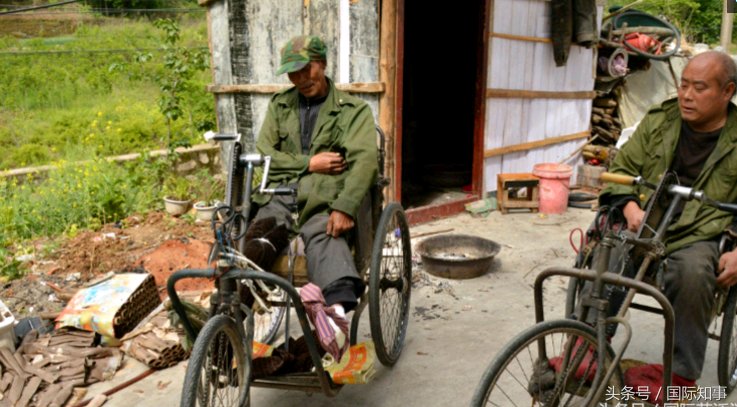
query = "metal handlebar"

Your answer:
(204, 131), (241, 142)
(601, 172), (737, 215)
(235, 153), (297, 196)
